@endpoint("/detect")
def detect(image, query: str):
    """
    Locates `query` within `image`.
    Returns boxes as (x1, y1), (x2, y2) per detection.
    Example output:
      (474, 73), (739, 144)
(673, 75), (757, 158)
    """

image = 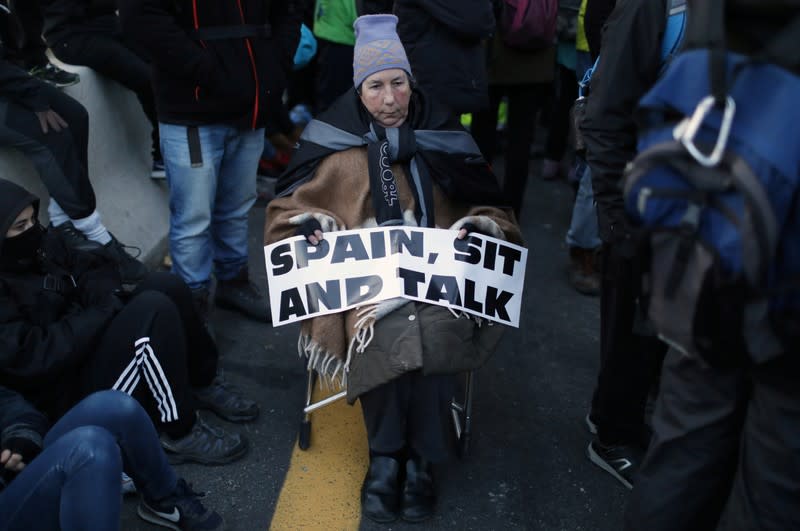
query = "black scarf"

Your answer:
(276, 88), (508, 227)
